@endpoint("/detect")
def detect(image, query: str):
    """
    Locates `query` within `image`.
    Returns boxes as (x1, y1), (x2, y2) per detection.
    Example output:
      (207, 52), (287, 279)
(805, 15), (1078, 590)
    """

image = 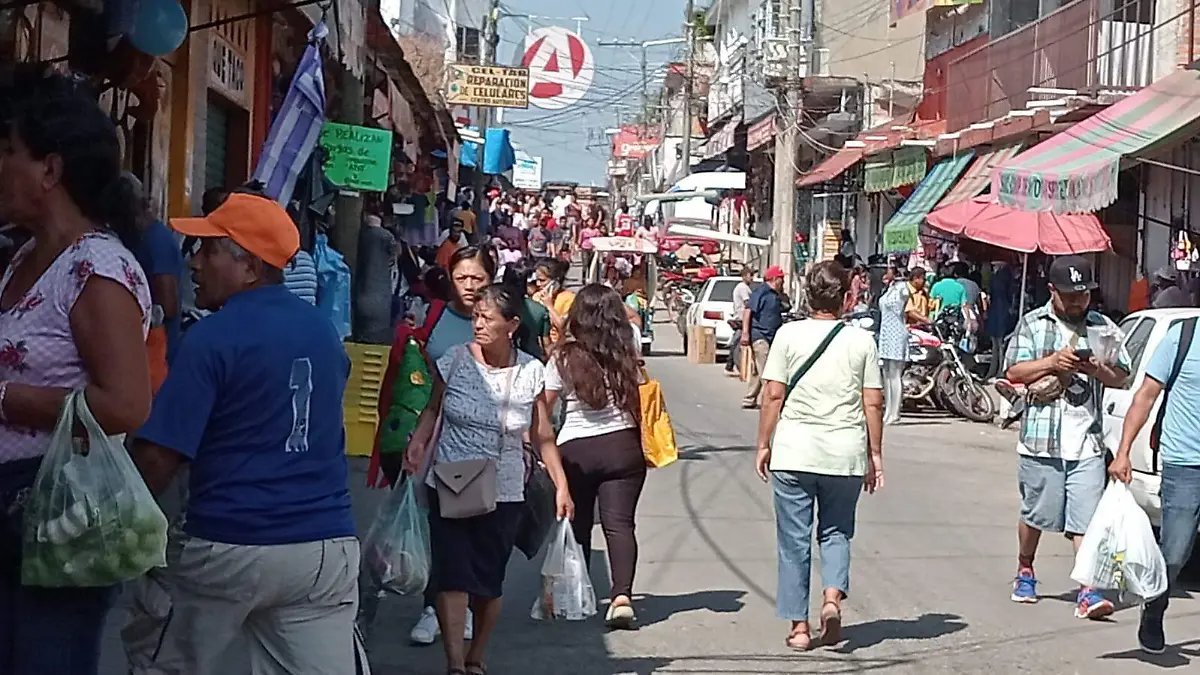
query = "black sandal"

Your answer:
(448, 669), (467, 675)
(465, 663), (488, 675)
